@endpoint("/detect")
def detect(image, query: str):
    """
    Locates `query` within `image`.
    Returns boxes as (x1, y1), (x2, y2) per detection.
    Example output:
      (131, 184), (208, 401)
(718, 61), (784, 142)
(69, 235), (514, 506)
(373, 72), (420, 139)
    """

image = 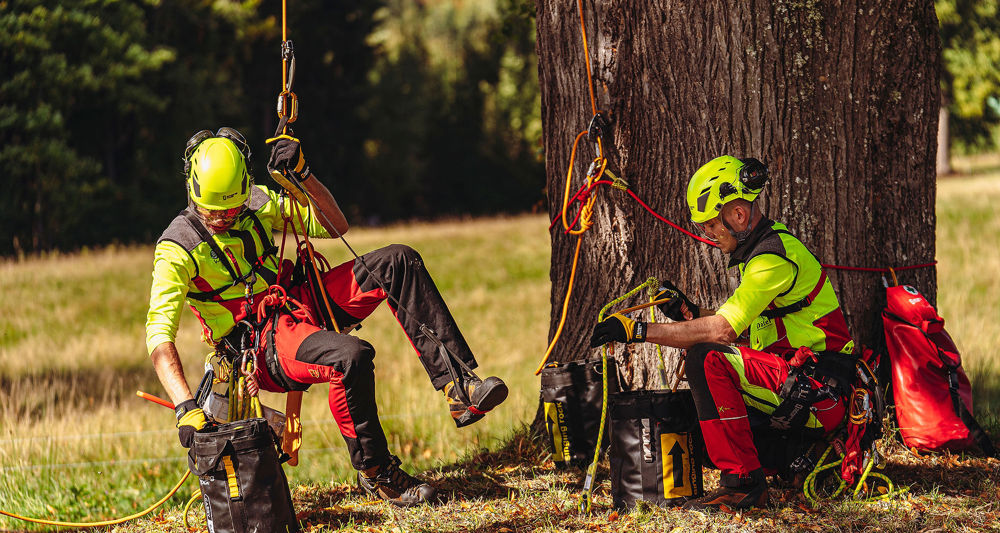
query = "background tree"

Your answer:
(536, 1), (941, 388)
(0, 0), (543, 256)
(936, 0), (1000, 169)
